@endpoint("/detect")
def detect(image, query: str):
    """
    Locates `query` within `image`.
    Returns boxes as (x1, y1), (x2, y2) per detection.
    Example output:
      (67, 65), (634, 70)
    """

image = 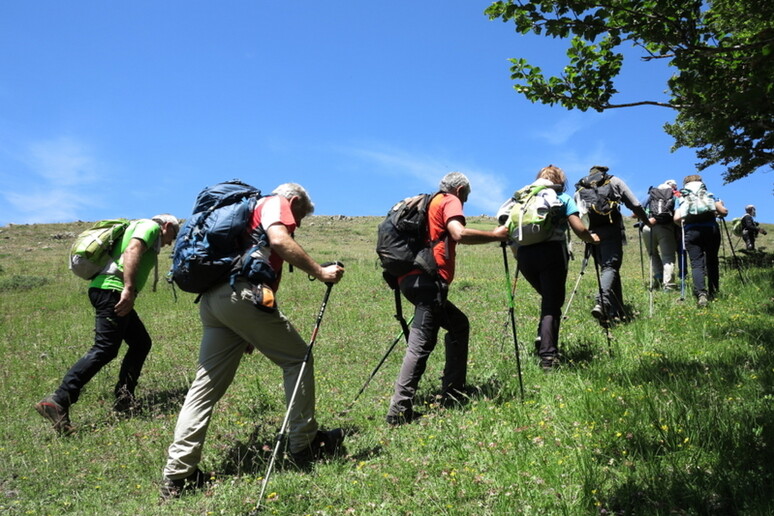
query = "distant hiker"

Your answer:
(497, 165), (598, 370)
(642, 179), (679, 290)
(740, 205), (767, 251)
(161, 183), (345, 500)
(385, 172), (508, 425)
(574, 166), (651, 324)
(35, 214), (180, 435)
(674, 174), (728, 307)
